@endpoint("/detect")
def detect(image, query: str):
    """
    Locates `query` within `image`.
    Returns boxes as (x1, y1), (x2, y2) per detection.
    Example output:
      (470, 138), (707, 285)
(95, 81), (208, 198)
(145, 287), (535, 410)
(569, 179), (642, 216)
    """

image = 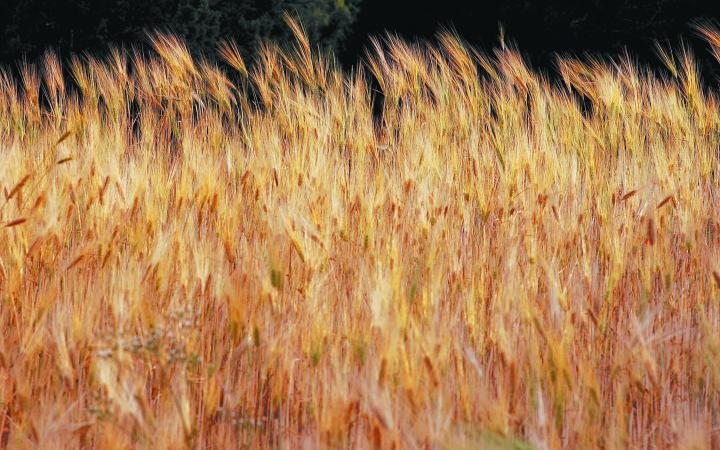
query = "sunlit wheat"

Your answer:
(1, 16), (720, 449)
